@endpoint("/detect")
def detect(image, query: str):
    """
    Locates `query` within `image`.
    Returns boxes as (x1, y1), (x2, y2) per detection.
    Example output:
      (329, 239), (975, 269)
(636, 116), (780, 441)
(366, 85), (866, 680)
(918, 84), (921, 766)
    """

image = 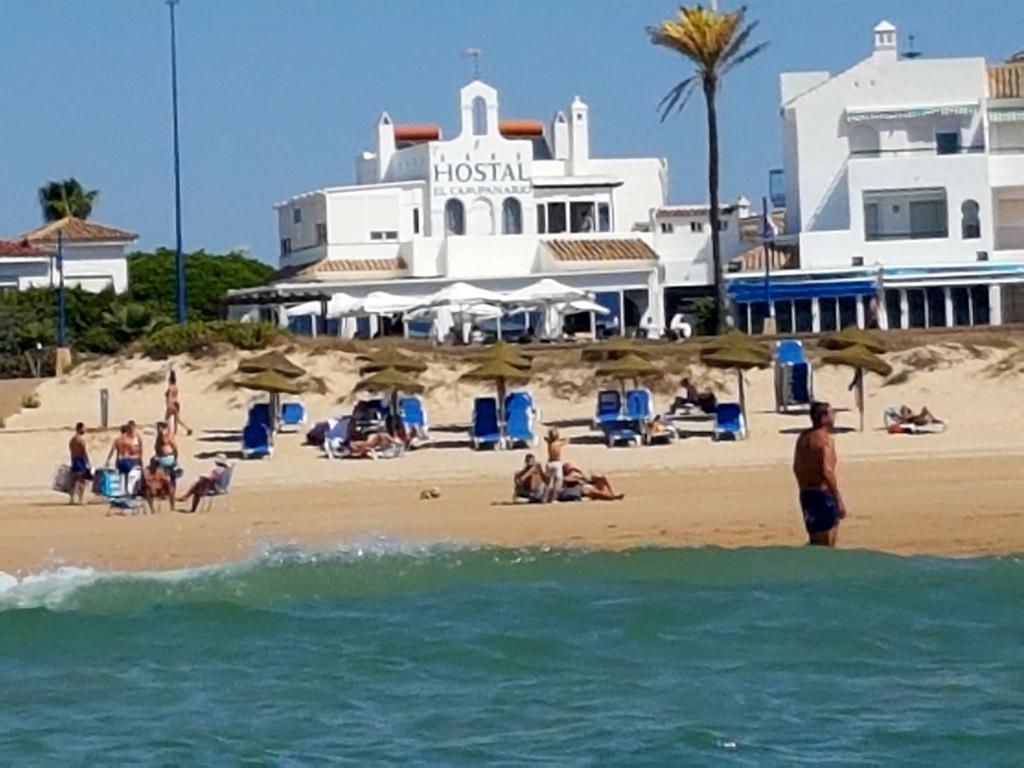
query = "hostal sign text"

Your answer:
(432, 161), (530, 196)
